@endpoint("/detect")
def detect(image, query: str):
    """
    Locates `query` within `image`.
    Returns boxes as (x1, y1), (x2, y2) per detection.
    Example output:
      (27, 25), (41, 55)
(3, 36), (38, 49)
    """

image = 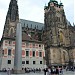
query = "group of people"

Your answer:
(43, 66), (63, 75)
(66, 66), (75, 71)
(22, 67), (41, 73)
